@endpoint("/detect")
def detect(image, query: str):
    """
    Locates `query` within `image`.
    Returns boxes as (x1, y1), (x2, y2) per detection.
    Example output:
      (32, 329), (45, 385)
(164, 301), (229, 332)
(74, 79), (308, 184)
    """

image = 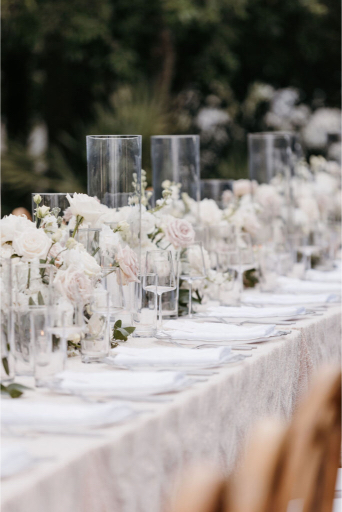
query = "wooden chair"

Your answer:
(167, 465), (228, 512)
(226, 365), (341, 512)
